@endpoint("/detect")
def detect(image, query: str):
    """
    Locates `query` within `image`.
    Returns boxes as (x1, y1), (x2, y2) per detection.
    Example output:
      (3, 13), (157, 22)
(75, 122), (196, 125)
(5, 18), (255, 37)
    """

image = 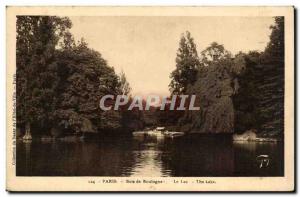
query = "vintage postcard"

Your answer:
(6, 6), (294, 192)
